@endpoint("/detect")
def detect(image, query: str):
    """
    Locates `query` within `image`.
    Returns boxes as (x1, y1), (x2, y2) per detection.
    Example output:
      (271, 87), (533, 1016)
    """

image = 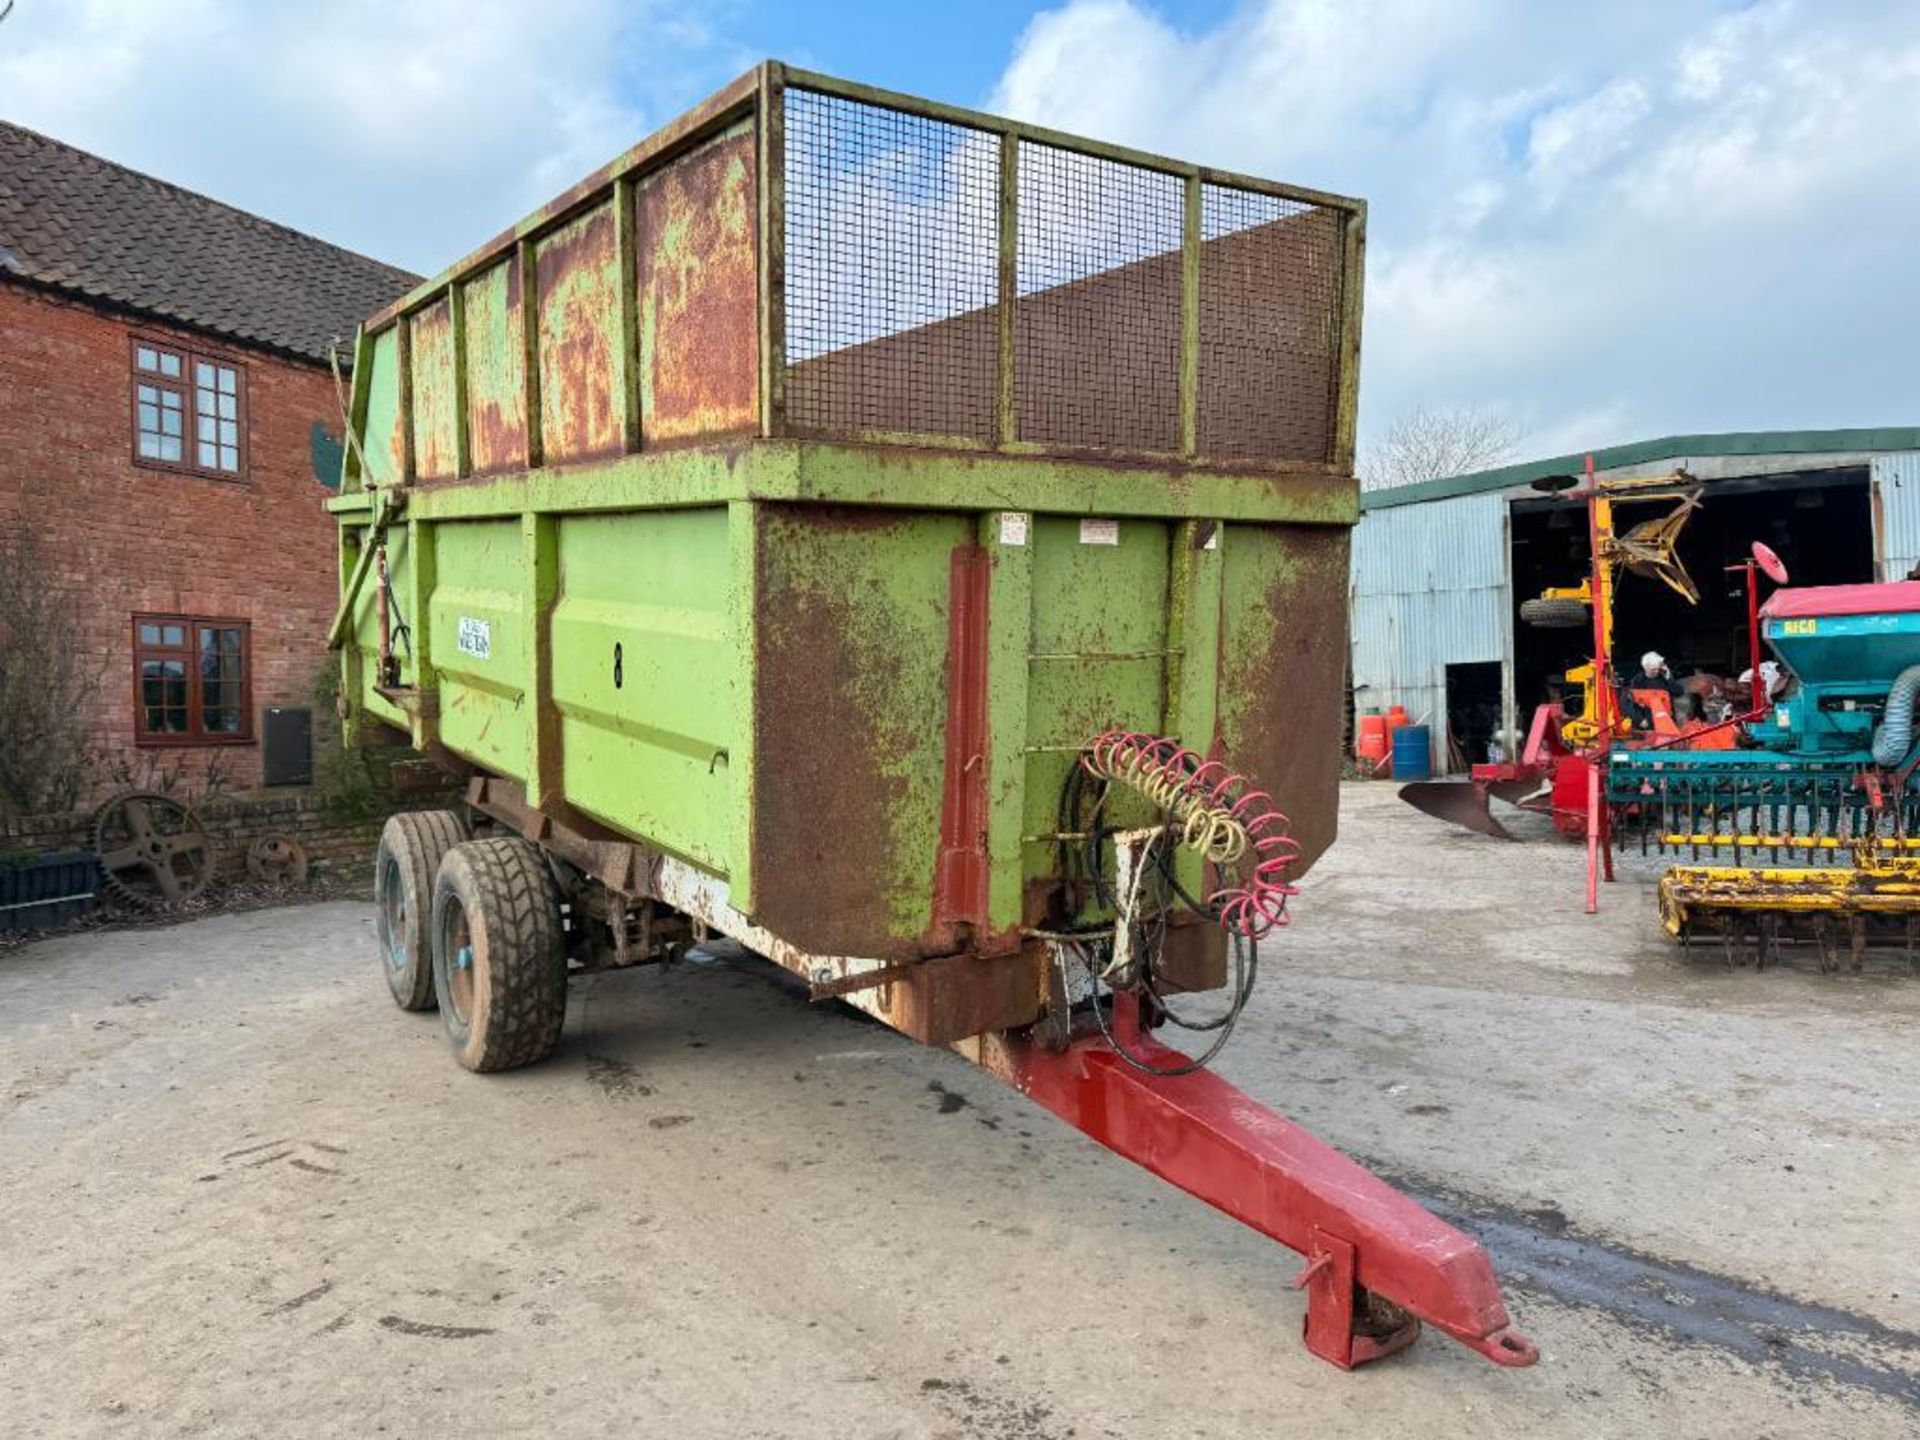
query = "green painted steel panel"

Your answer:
(429, 520), (528, 779)
(361, 327), (405, 487)
(1021, 515), (1172, 862)
(553, 508), (736, 872)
